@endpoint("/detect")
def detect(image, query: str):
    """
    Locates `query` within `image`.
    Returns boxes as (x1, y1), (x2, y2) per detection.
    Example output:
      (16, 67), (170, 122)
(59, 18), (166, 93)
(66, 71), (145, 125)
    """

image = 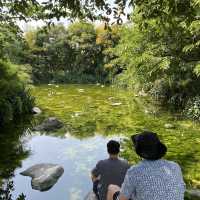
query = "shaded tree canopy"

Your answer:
(0, 0), (133, 23)
(1, 0), (199, 24)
